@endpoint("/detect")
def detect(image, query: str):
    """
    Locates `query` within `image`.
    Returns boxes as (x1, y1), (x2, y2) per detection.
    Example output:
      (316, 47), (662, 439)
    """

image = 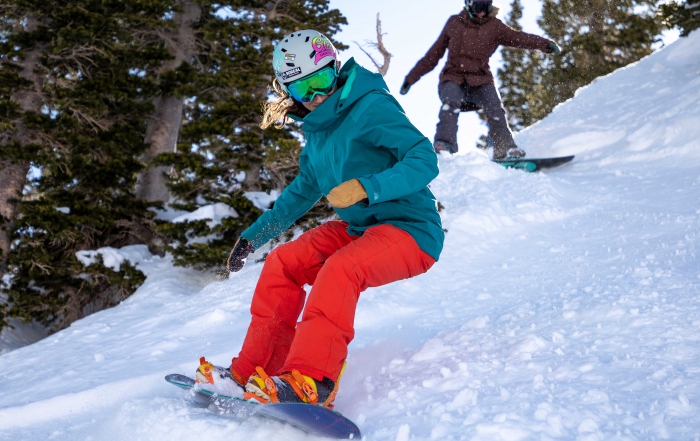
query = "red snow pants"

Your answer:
(231, 221), (435, 382)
